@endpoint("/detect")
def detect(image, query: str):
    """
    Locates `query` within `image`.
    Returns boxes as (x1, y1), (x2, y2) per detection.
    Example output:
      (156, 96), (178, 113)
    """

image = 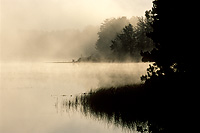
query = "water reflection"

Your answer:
(1, 62), (151, 133)
(54, 87), (165, 133)
(52, 94), (76, 114)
